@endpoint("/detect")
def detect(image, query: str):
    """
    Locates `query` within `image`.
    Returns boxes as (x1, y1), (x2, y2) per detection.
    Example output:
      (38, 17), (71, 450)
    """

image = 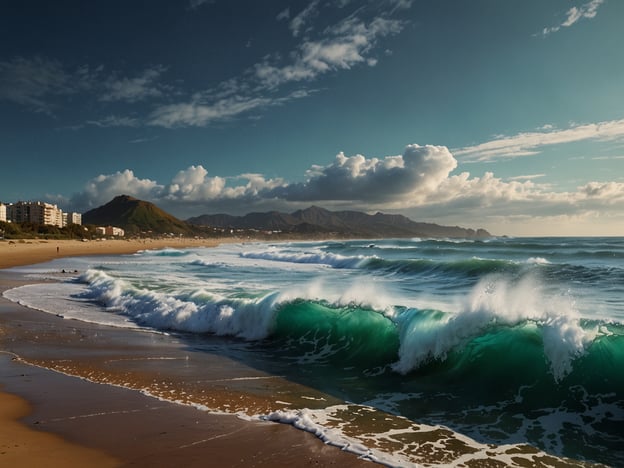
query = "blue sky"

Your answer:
(1, 0), (623, 236)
